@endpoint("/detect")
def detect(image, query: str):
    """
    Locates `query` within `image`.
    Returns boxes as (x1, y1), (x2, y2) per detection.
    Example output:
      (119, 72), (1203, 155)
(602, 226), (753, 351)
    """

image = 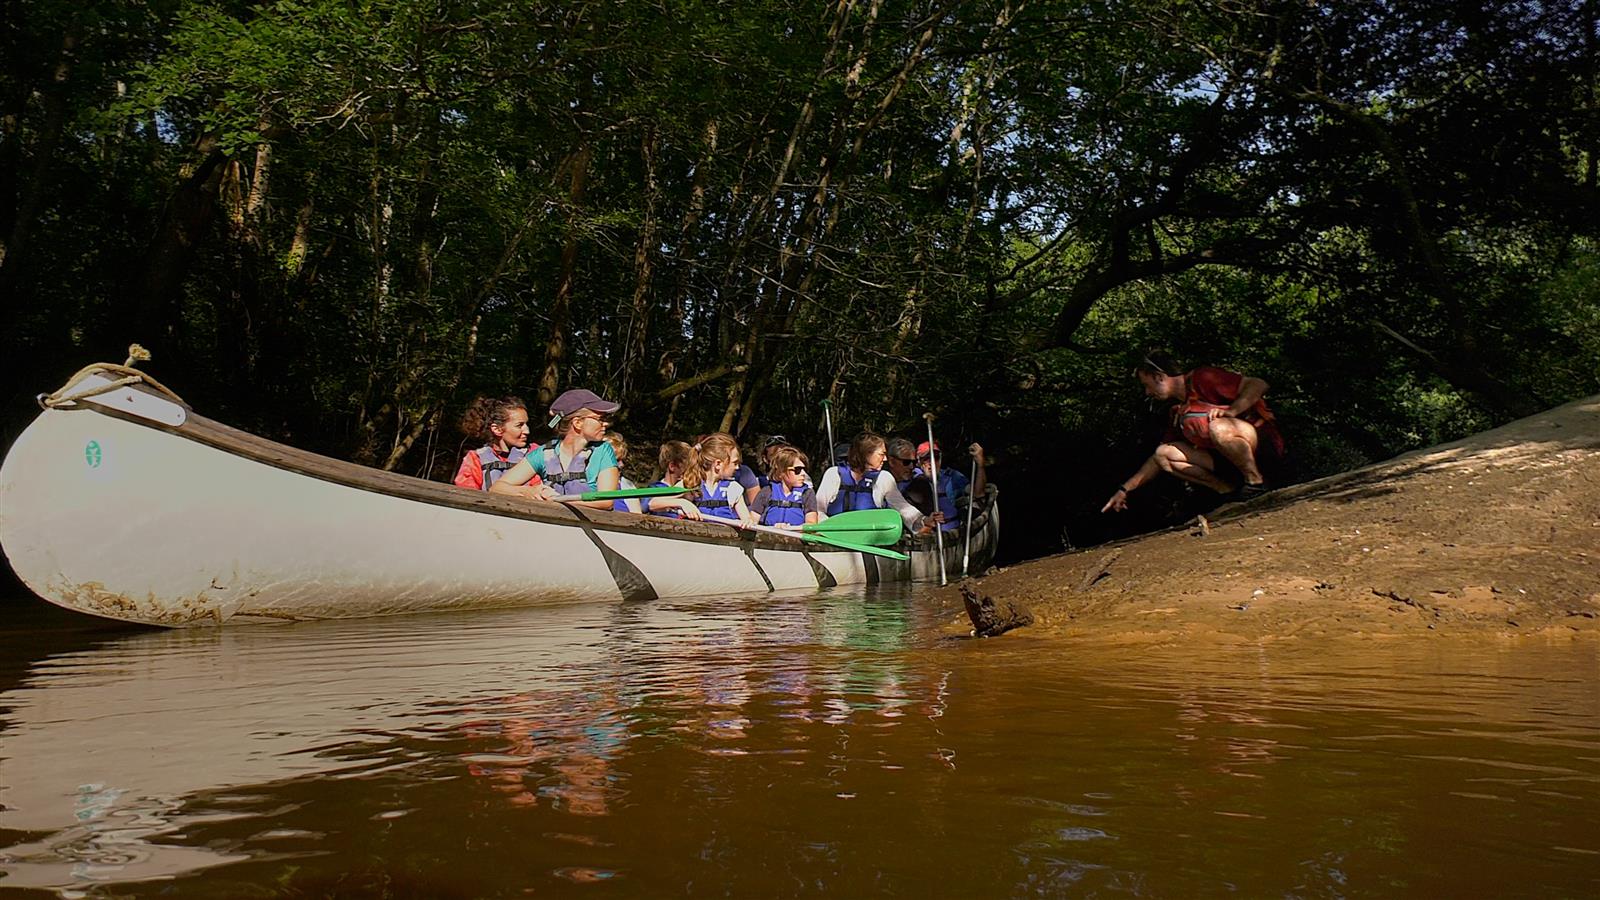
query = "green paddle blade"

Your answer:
(578, 486), (691, 501)
(803, 509), (904, 546)
(801, 531), (909, 560)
